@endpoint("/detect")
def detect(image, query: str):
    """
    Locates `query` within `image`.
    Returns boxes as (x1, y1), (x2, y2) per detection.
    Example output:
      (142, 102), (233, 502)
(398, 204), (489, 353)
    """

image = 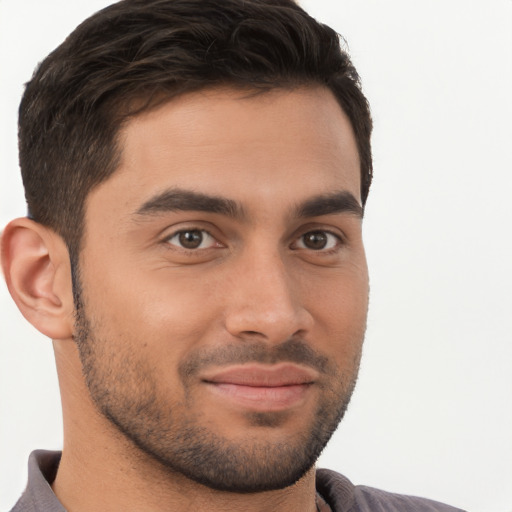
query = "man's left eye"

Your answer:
(294, 230), (340, 251)
(166, 229), (218, 250)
